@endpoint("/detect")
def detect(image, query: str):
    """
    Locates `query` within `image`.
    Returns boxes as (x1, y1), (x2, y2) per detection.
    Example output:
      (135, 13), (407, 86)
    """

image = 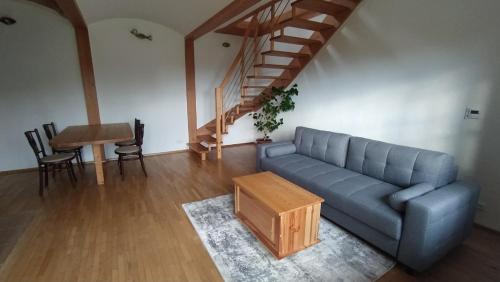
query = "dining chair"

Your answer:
(115, 123), (147, 180)
(43, 122), (84, 169)
(25, 129), (77, 196)
(115, 118), (141, 147)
